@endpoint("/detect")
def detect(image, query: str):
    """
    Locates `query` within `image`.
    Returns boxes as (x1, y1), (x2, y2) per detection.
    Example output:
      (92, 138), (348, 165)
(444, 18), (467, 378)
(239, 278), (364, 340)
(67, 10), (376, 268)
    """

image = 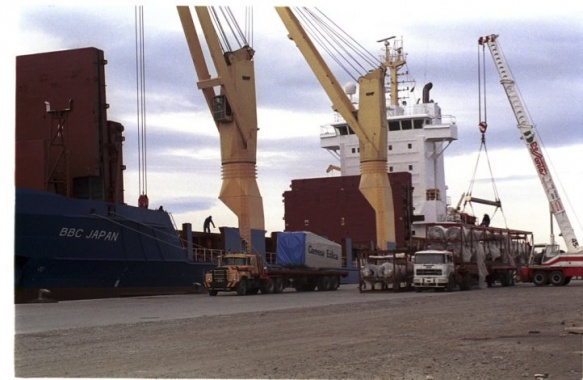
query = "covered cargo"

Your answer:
(276, 232), (342, 269)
